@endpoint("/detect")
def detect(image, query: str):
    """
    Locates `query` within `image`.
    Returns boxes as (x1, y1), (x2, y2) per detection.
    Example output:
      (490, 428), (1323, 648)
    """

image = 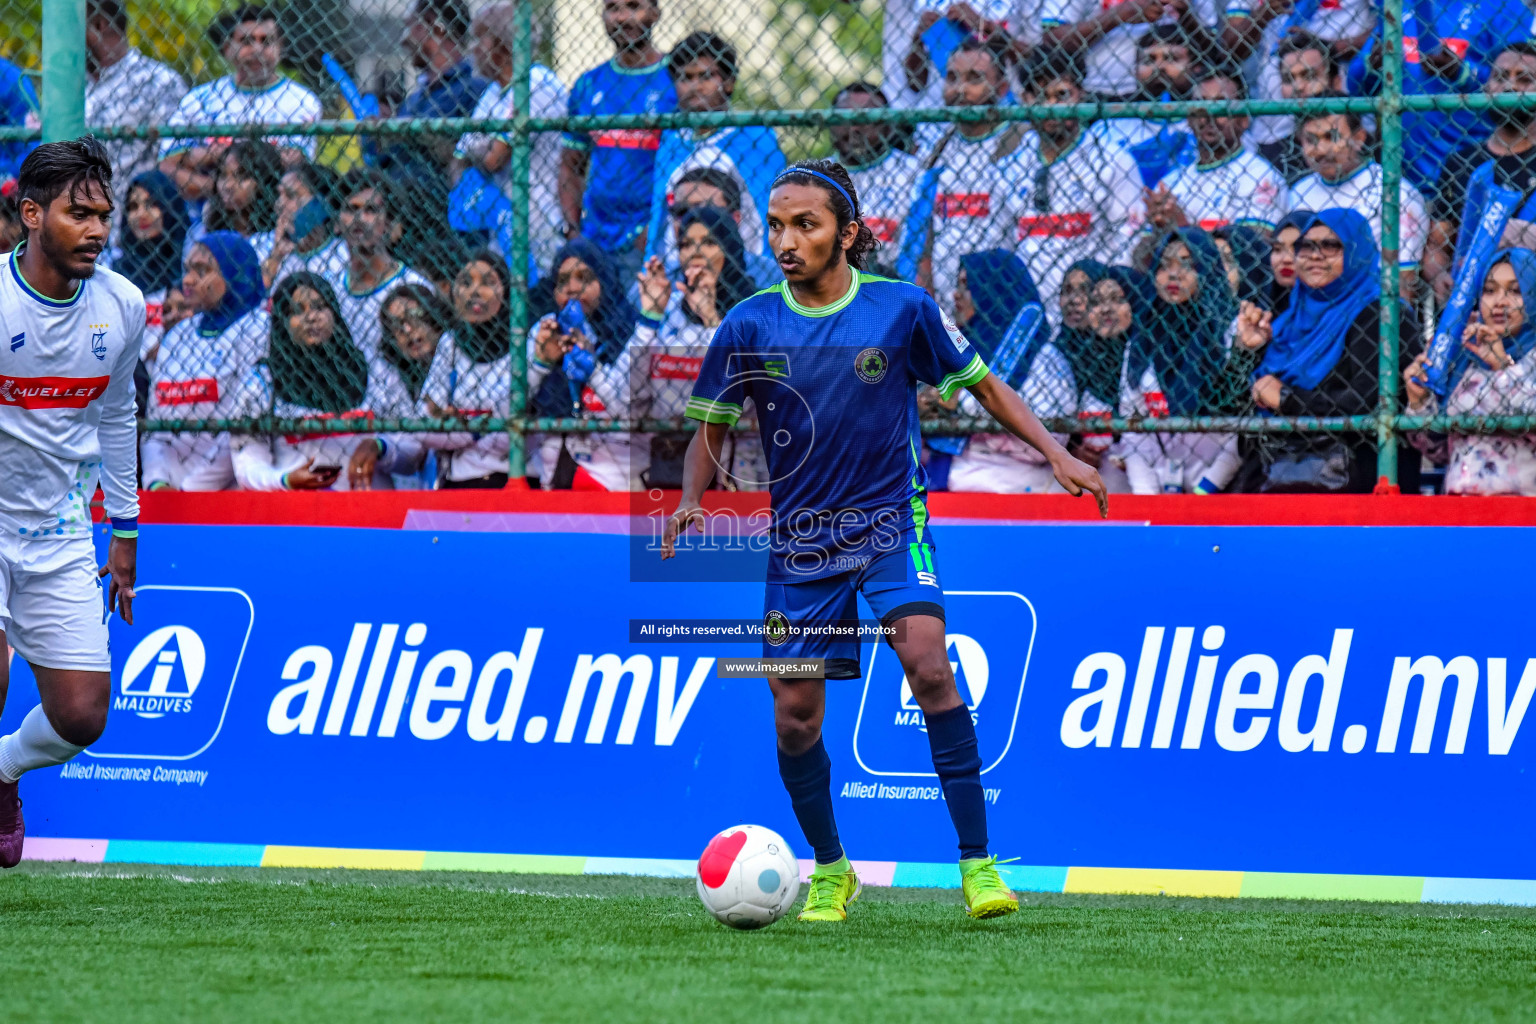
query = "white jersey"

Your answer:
(921, 128), (1015, 315)
(325, 262), (435, 361)
(226, 363), (391, 491)
(1148, 150), (1290, 233)
(998, 122), (1145, 309)
(455, 68), (569, 275)
(418, 333), (511, 483)
(1040, 0), (1232, 96)
(1289, 162), (1428, 268)
(848, 149), (922, 265)
(160, 75), (323, 161)
(251, 233), (351, 291)
(140, 308), (269, 491)
(1117, 343), (1241, 495)
(0, 250), (144, 535)
(85, 48), (187, 210)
